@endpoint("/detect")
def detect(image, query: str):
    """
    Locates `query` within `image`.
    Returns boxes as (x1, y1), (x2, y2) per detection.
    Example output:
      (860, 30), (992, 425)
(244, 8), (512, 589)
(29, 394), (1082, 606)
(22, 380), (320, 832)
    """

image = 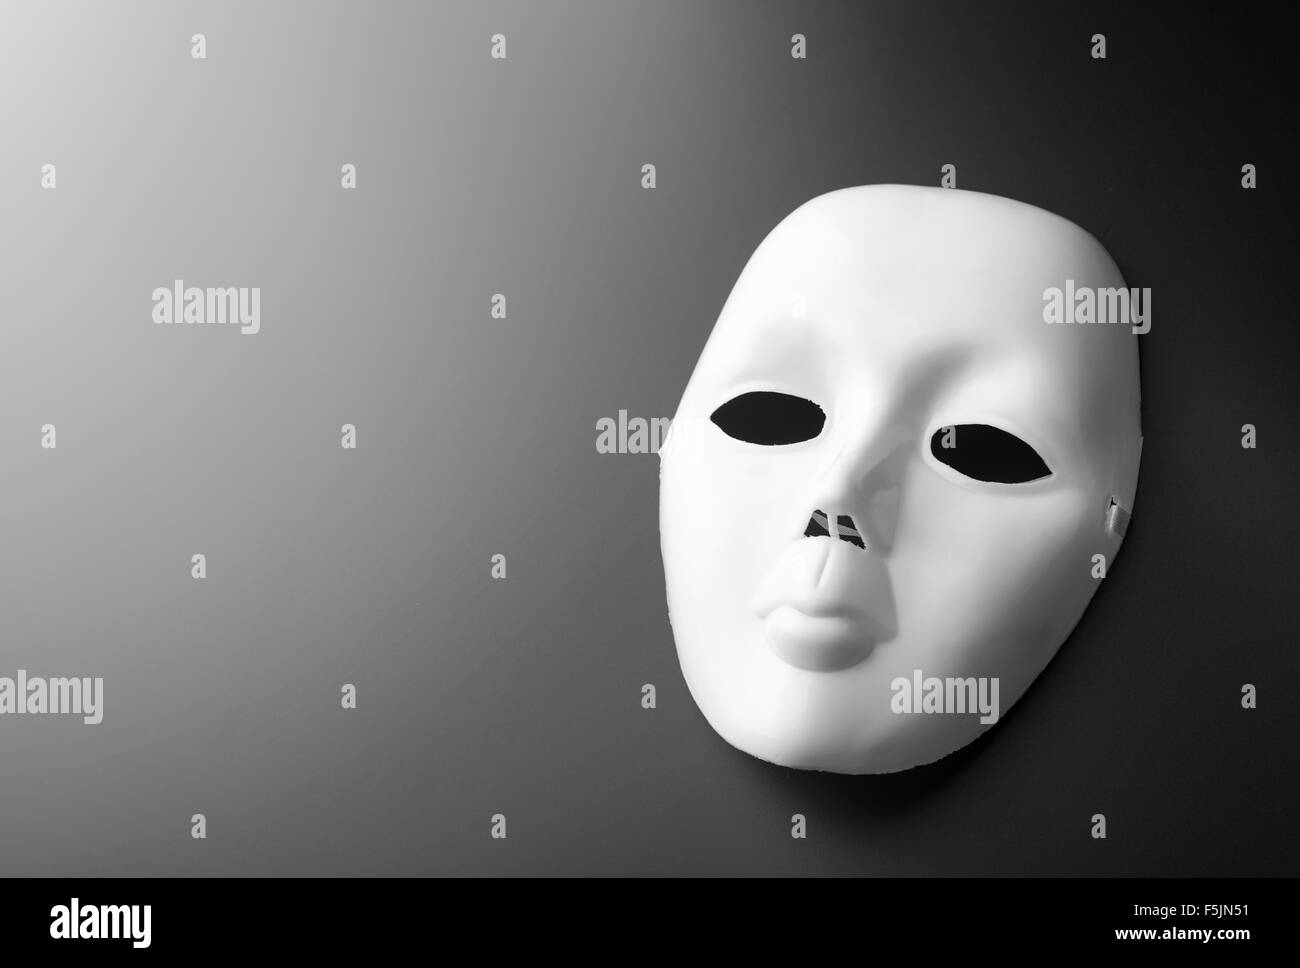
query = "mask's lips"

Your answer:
(750, 537), (897, 671)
